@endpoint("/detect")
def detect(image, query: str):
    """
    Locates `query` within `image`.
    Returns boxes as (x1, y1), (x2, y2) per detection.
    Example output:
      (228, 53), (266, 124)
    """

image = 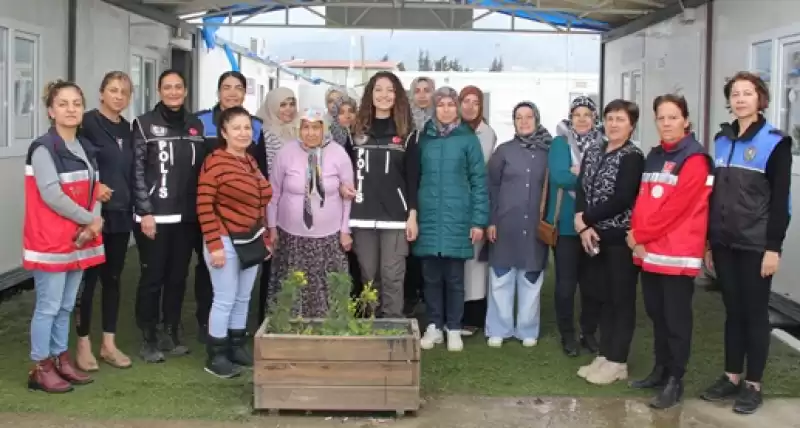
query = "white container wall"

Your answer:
(0, 0), (173, 284)
(602, 5), (708, 153)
